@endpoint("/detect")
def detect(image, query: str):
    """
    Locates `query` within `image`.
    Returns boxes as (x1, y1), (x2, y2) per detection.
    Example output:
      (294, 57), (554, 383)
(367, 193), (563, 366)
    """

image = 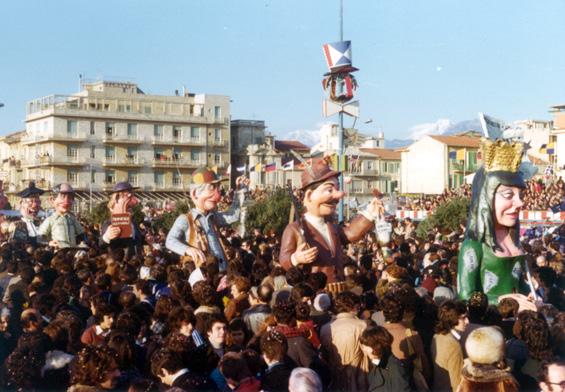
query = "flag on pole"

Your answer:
(282, 160), (294, 171)
(456, 149), (465, 161)
(547, 142), (555, 155)
(265, 163), (276, 172)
